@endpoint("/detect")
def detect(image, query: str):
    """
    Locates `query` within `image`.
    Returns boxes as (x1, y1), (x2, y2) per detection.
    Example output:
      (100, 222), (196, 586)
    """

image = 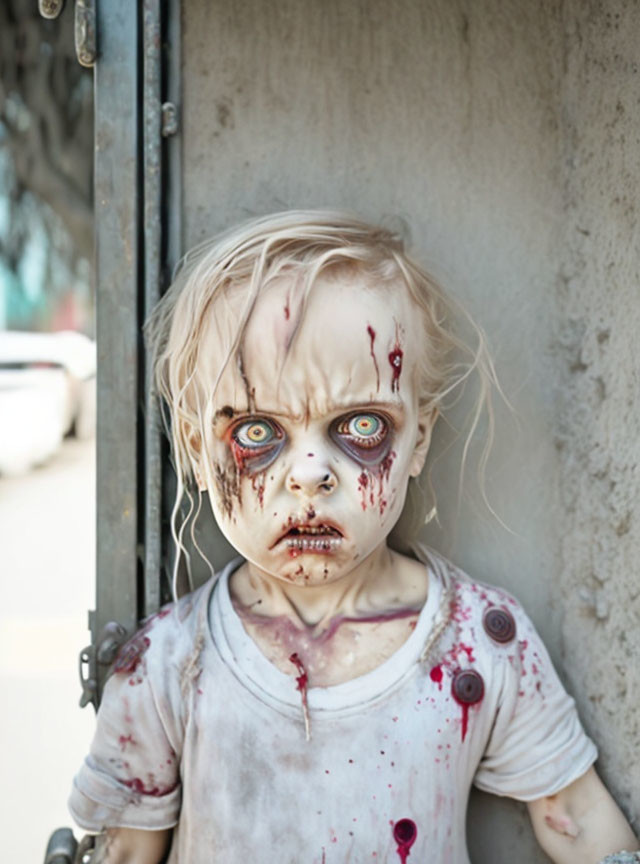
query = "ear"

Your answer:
(408, 404), (439, 477)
